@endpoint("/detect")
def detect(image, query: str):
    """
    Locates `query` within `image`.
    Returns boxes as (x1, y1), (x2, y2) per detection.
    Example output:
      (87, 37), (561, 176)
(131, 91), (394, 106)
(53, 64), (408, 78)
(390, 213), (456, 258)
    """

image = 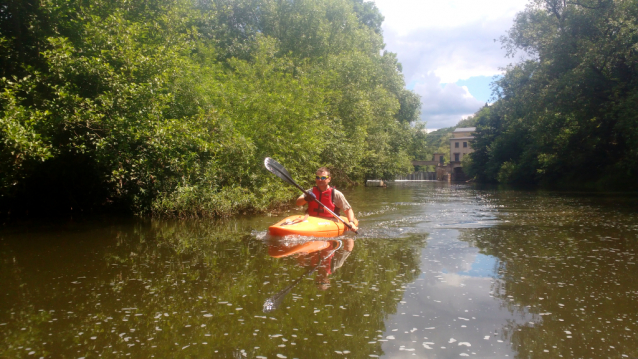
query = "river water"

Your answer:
(1, 182), (637, 358)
